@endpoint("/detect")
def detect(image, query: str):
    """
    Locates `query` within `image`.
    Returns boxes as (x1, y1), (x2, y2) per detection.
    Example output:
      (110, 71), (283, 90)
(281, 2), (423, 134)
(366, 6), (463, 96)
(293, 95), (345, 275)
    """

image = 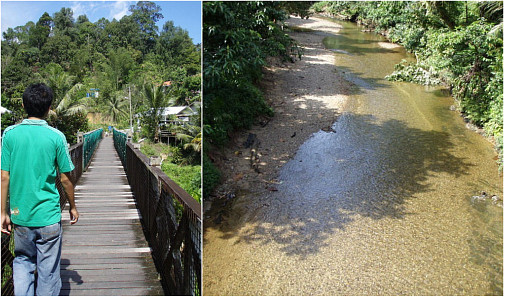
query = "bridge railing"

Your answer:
(112, 128), (127, 166)
(113, 129), (202, 296)
(83, 129), (103, 170)
(1, 130), (102, 296)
